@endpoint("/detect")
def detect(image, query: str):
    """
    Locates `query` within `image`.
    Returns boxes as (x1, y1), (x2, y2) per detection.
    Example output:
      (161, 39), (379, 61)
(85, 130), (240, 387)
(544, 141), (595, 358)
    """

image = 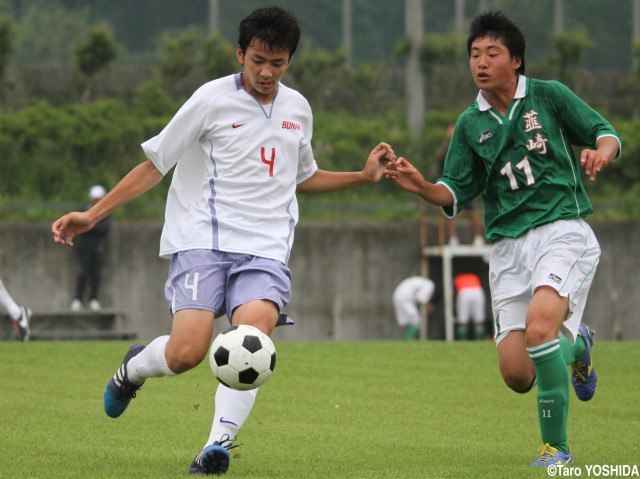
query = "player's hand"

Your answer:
(362, 142), (396, 183)
(580, 148), (609, 181)
(384, 157), (427, 195)
(51, 211), (95, 247)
